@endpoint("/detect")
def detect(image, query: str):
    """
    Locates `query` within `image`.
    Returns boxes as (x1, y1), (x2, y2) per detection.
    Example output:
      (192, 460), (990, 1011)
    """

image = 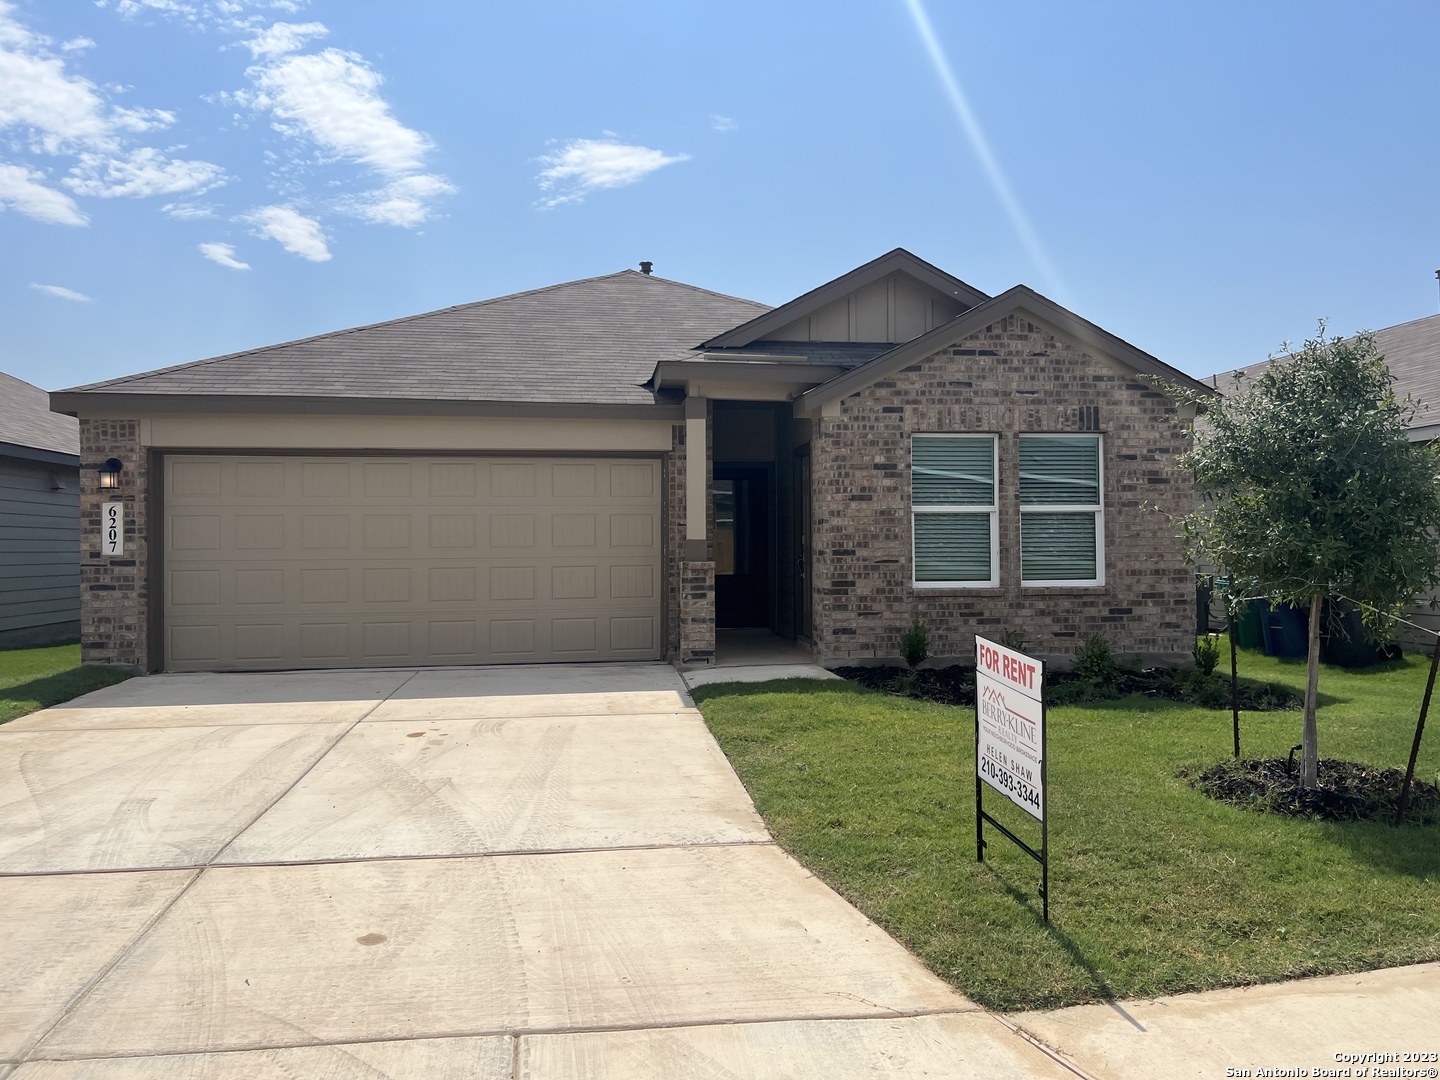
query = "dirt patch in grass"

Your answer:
(1188, 757), (1440, 825)
(835, 664), (1300, 712)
